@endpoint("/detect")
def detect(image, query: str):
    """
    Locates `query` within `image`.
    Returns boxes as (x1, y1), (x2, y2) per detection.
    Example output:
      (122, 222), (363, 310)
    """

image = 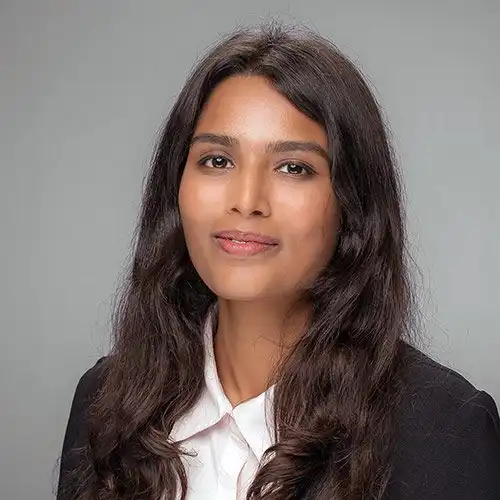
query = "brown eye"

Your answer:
(277, 162), (315, 177)
(199, 155), (233, 169)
